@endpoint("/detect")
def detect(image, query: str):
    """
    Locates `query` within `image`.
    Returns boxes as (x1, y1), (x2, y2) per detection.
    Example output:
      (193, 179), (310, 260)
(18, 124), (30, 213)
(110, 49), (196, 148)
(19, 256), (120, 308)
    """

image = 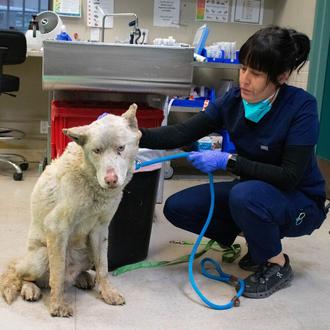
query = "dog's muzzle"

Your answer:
(104, 169), (118, 188)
